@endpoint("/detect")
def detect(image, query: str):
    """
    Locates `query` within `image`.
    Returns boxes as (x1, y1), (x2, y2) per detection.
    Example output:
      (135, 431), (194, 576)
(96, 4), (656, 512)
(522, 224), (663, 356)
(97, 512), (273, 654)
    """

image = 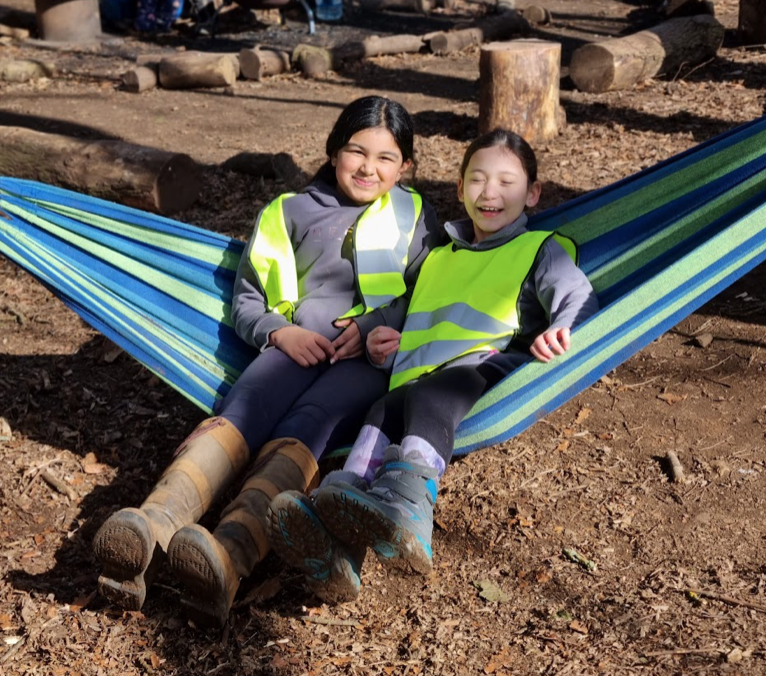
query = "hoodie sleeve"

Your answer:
(230, 202), (293, 351)
(353, 198), (445, 347)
